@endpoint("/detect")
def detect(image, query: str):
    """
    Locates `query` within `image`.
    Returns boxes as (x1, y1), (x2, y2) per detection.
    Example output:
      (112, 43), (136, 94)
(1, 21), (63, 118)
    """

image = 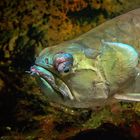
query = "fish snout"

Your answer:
(30, 65), (40, 76)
